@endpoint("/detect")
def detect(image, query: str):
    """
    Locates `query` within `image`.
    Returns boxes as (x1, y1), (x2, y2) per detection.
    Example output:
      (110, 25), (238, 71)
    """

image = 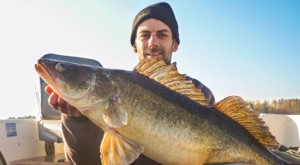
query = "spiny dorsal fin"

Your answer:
(214, 96), (279, 149)
(134, 58), (209, 106)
